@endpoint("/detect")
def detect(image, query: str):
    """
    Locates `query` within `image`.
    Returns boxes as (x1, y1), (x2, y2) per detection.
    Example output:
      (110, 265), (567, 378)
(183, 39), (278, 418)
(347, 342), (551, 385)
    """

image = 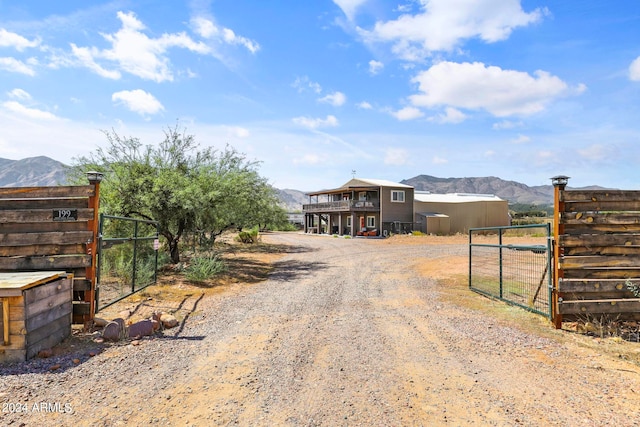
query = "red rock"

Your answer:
(160, 313), (179, 329)
(128, 319), (154, 338)
(102, 321), (124, 342)
(38, 349), (53, 358)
